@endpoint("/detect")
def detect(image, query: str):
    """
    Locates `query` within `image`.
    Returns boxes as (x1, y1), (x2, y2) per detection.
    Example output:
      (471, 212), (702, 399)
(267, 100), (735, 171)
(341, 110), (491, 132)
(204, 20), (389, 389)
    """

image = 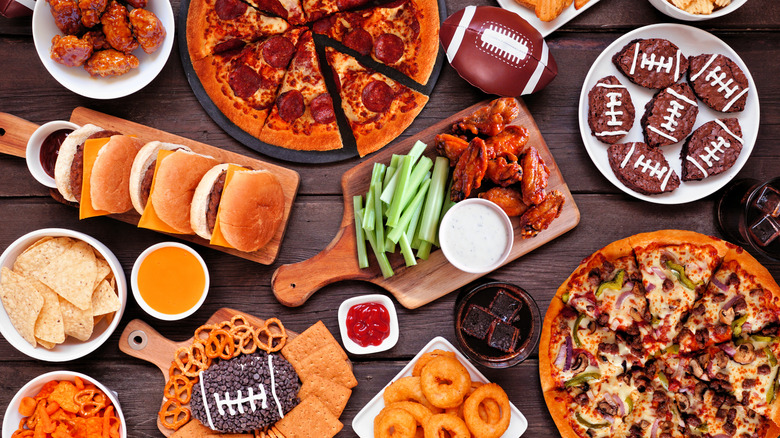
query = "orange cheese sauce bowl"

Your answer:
(130, 242), (209, 321)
